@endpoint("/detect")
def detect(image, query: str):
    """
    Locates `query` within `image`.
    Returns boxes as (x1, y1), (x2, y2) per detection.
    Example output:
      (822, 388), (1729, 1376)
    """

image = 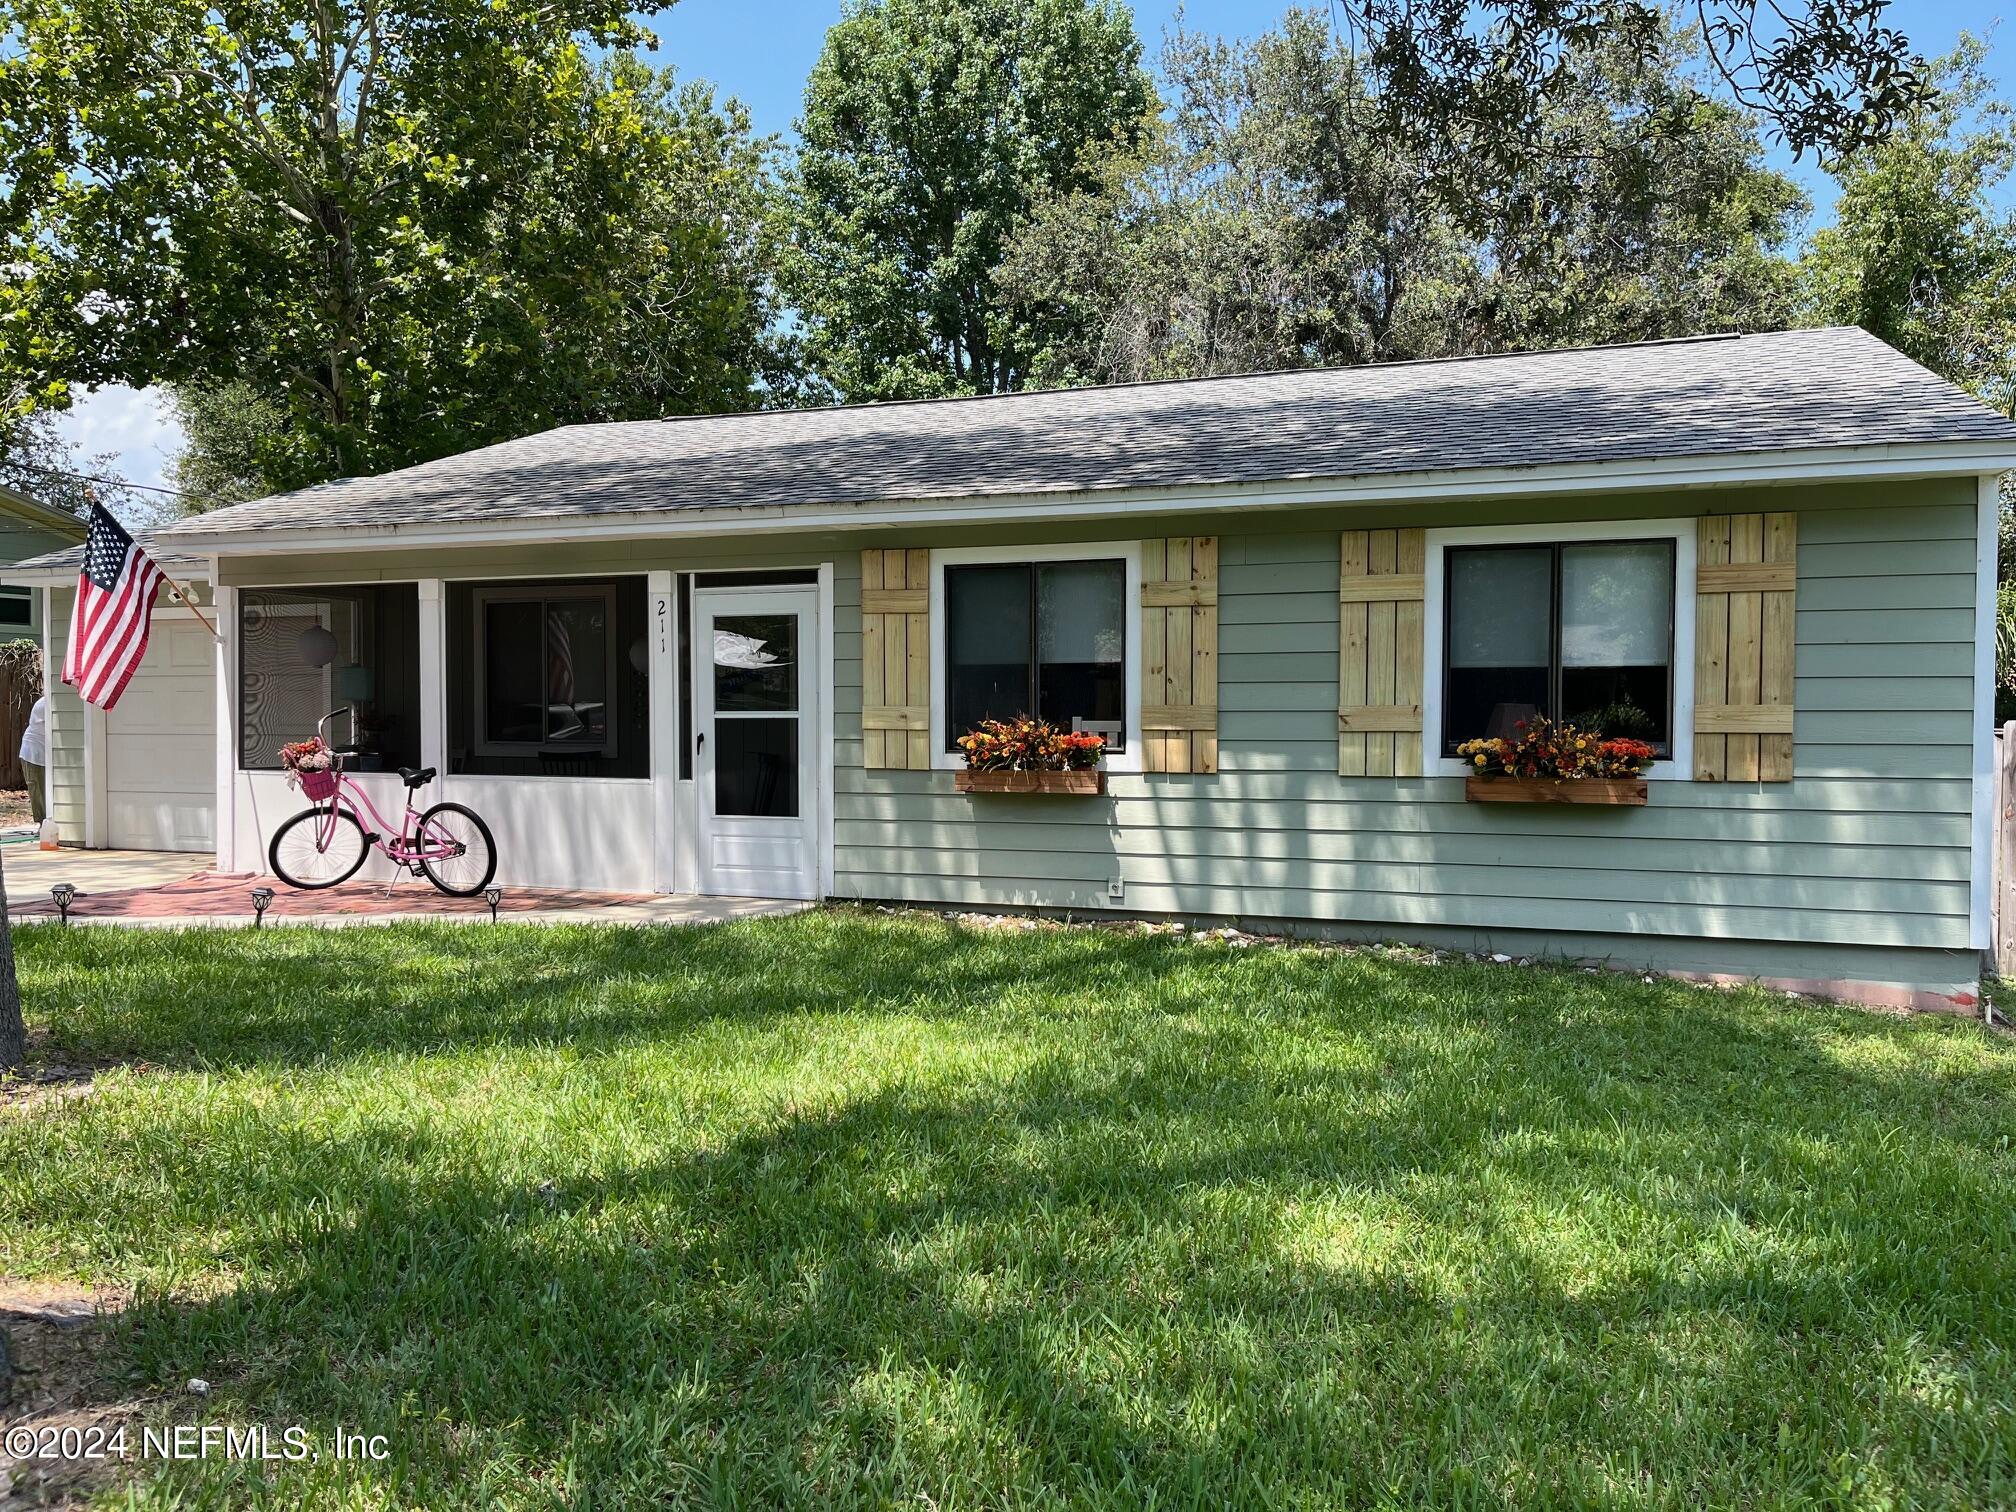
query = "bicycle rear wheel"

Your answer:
(269, 805), (369, 889)
(416, 802), (497, 896)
